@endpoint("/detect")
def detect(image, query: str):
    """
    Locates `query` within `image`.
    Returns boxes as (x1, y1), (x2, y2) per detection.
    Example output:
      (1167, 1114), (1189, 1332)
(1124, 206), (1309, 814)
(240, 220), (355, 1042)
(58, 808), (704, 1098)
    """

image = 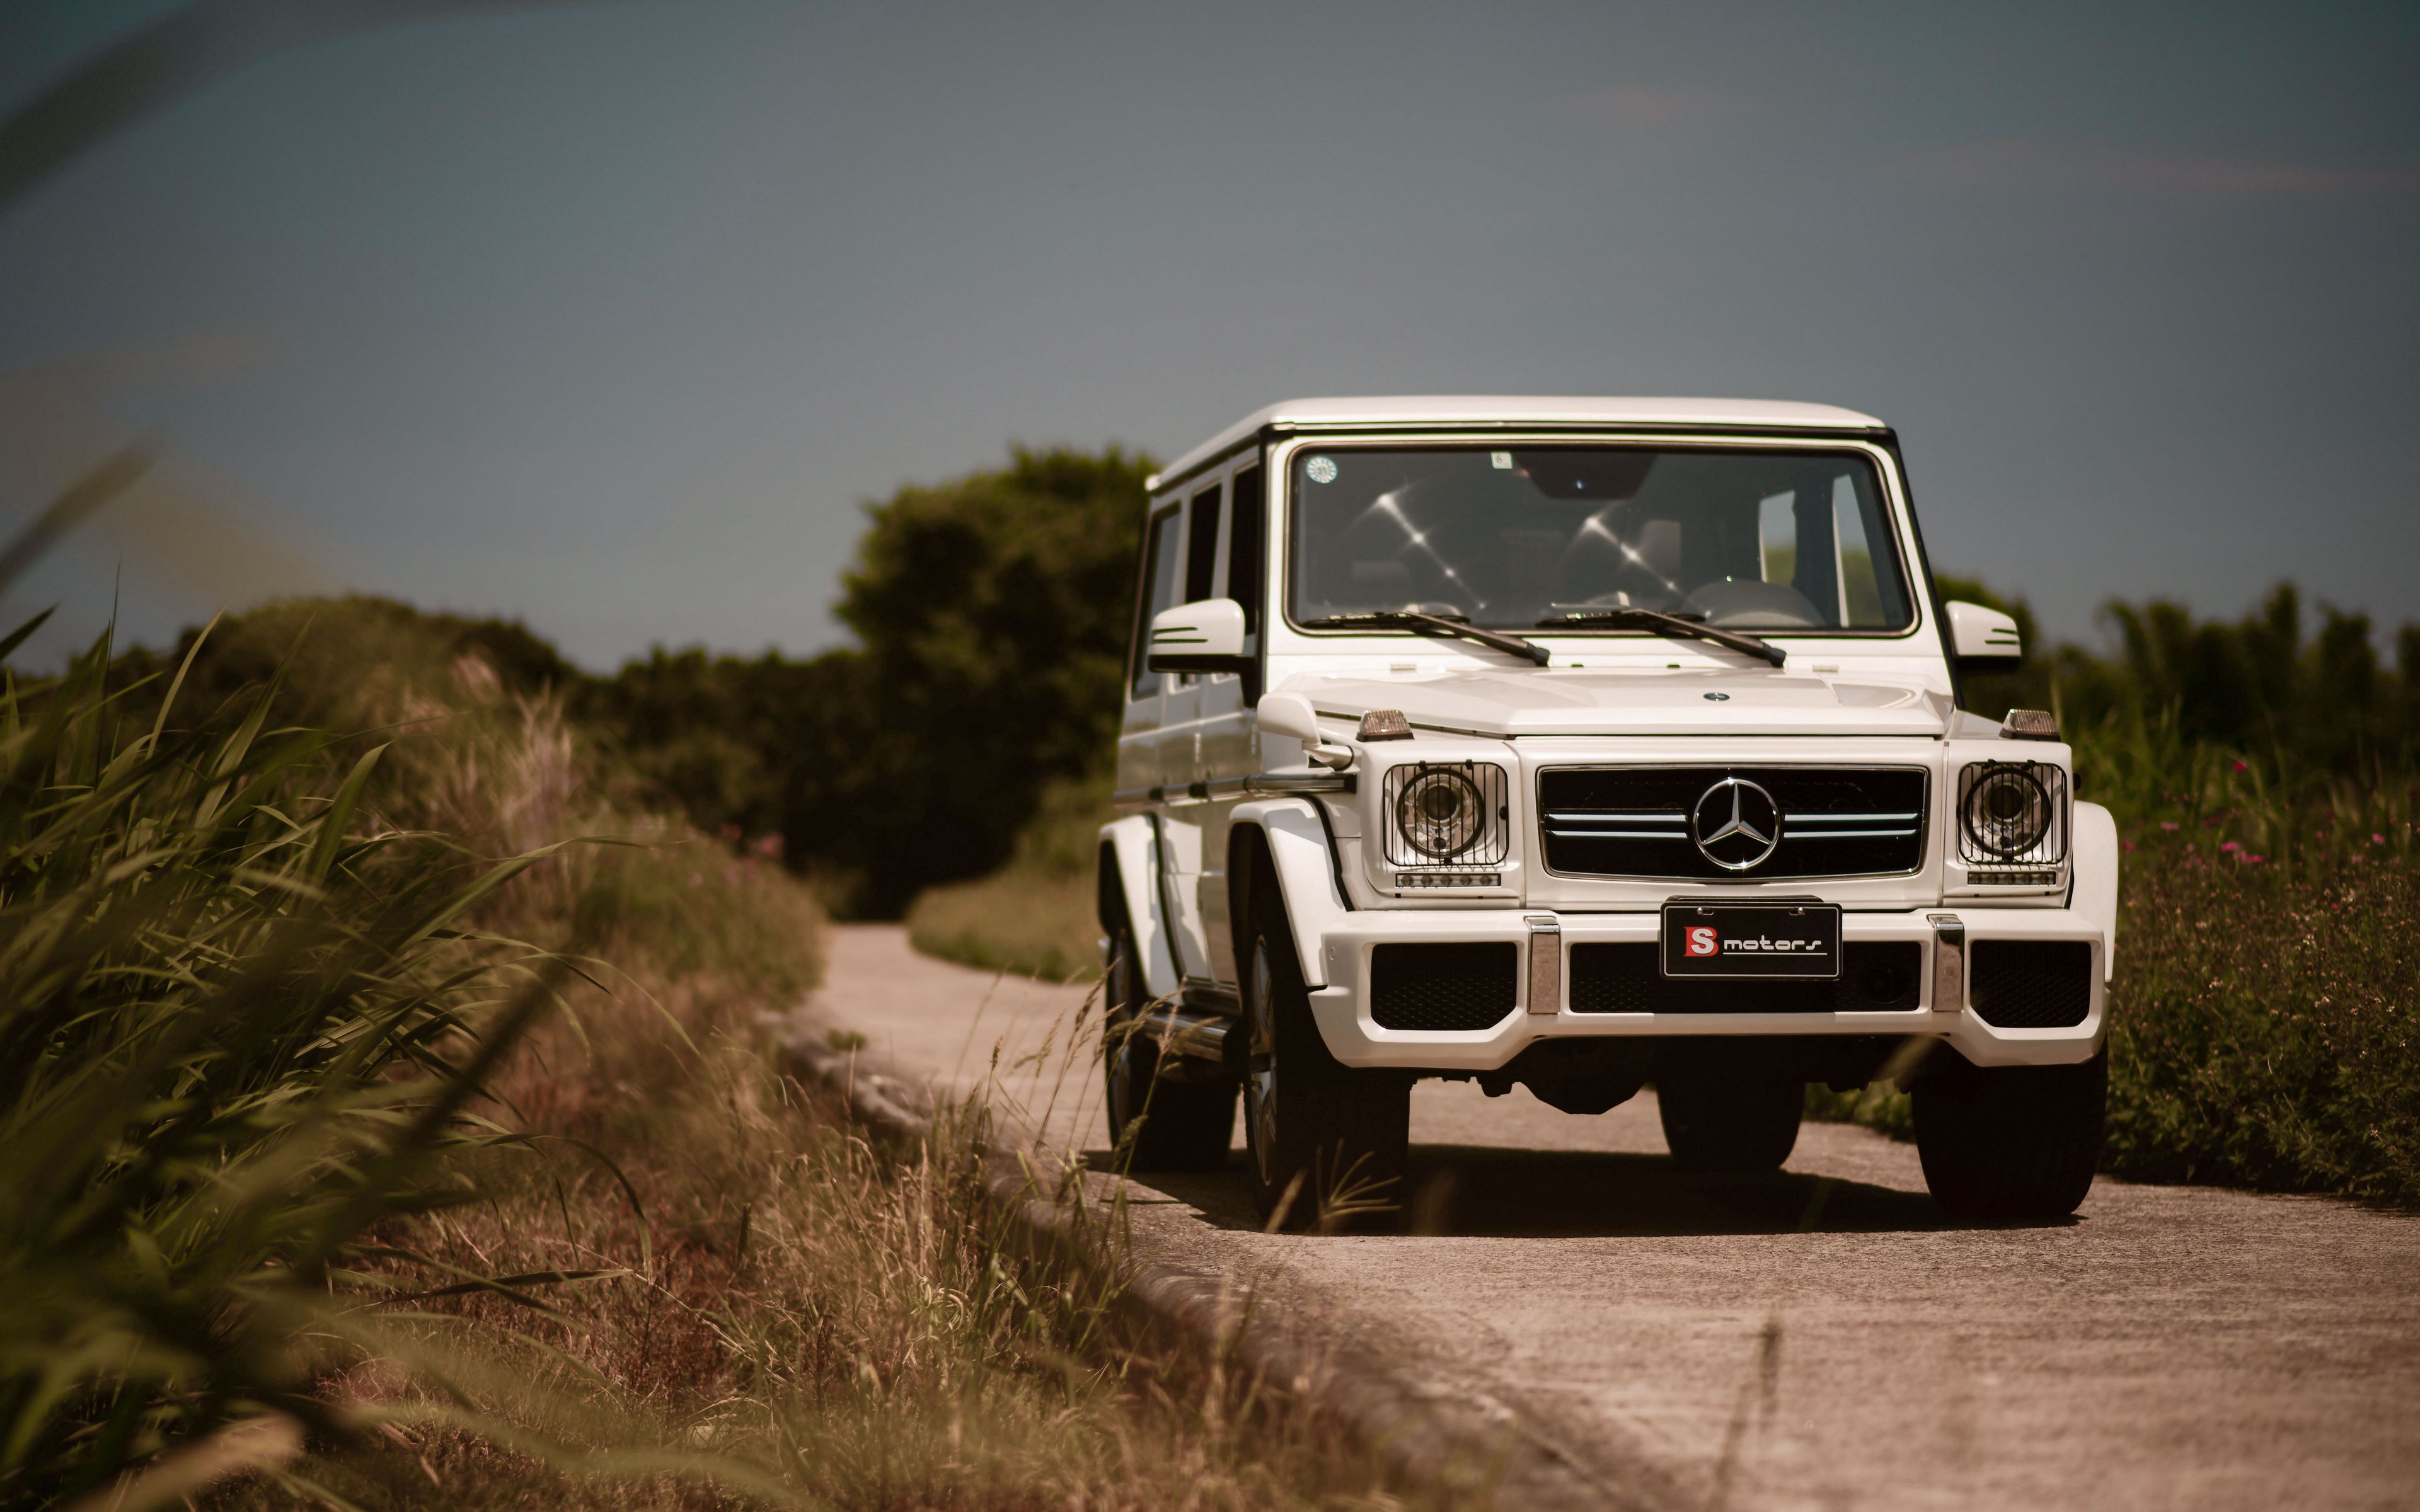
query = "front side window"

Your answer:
(1286, 445), (1913, 634)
